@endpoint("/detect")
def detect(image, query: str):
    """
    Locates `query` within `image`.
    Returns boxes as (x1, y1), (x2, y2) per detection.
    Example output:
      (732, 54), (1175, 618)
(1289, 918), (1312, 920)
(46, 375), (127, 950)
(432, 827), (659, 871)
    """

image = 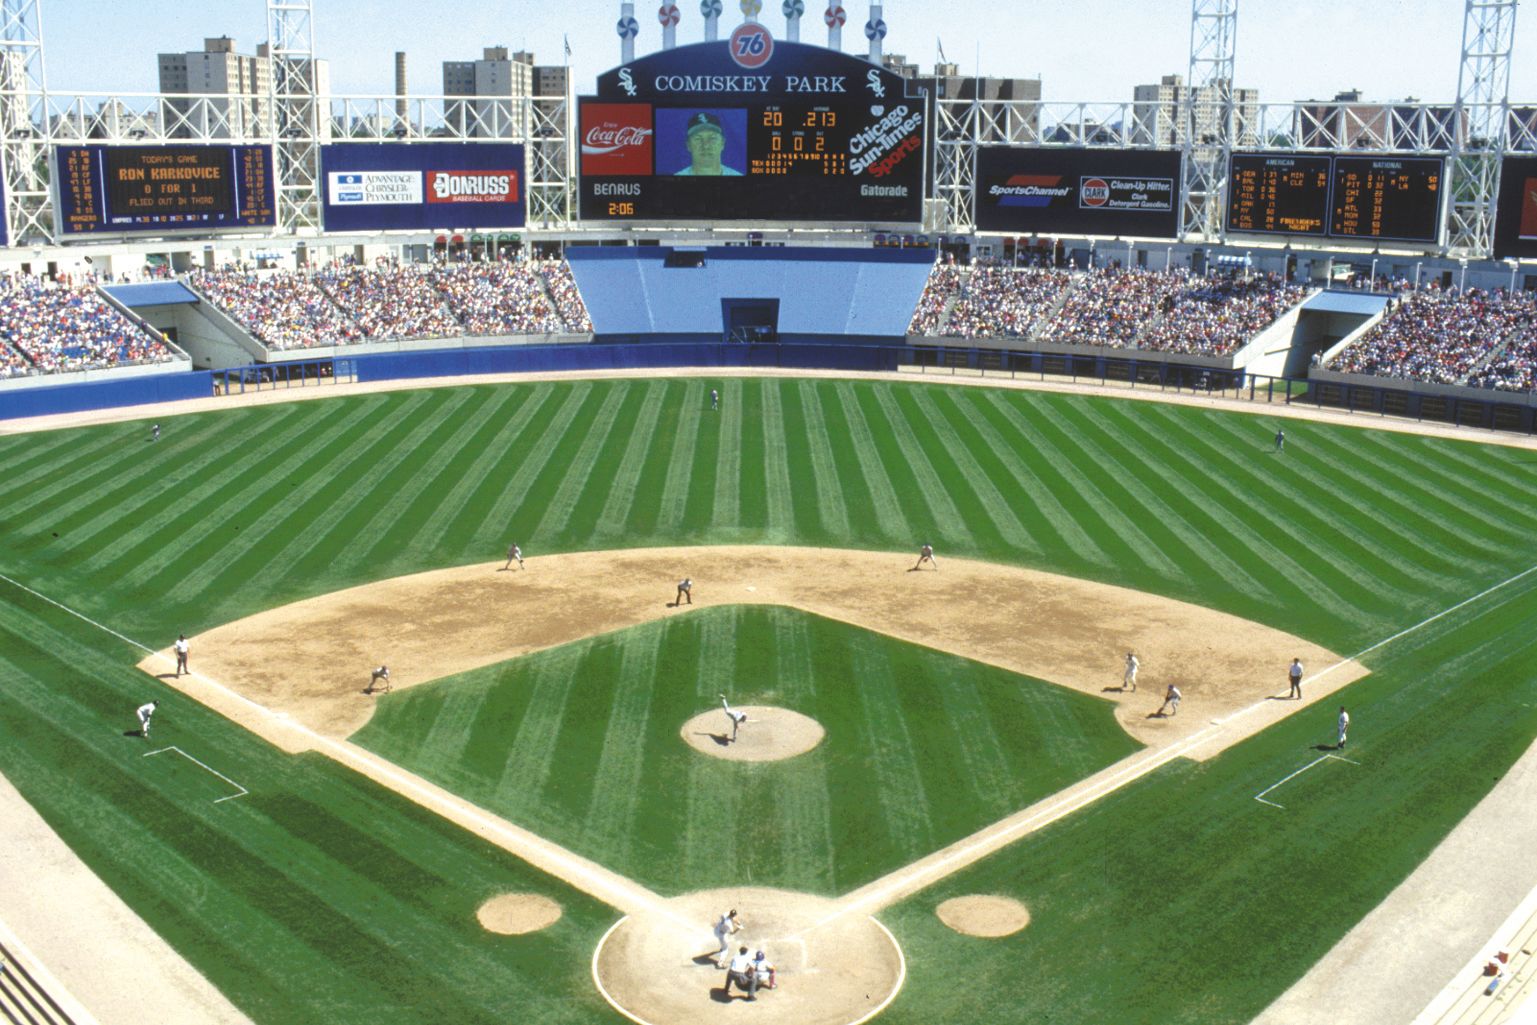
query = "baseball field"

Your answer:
(2, 372), (1536, 1024)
